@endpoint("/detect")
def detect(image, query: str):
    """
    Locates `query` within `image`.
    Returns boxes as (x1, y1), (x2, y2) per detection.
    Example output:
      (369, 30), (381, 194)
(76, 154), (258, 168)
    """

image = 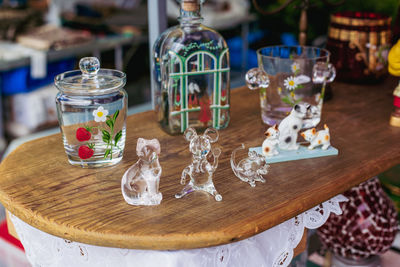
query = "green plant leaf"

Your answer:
(102, 130), (111, 143)
(296, 84), (304, 89)
(104, 149), (111, 159)
(294, 98), (303, 104)
(113, 110), (120, 122)
(281, 96), (293, 106)
(102, 130), (110, 137)
(106, 119), (113, 129)
(114, 130), (122, 145)
(320, 88), (325, 100)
